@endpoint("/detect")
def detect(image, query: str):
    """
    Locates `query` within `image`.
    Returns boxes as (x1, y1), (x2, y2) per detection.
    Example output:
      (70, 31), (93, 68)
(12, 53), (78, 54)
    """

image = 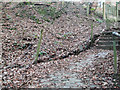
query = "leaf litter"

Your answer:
(1, 2), (118, 88)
